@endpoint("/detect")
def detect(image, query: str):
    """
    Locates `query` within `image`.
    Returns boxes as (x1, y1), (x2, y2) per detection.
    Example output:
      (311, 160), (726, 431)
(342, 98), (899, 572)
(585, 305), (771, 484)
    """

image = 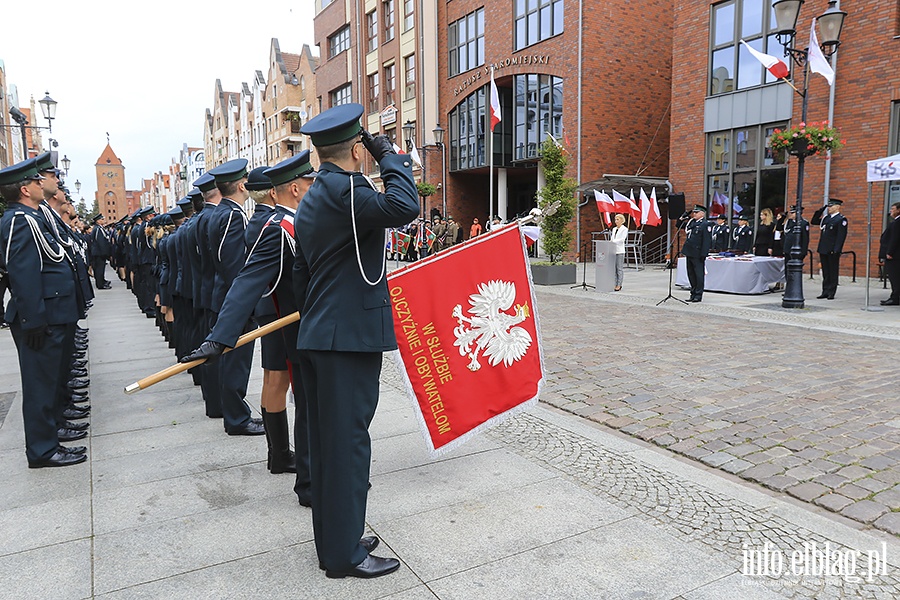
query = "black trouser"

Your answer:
(686, 256), (705, 299)
(820, 253), (840, 297)
(887, 259), (900, 302)
(92, 256), (109, 287)
(10, 322), (75, 461)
